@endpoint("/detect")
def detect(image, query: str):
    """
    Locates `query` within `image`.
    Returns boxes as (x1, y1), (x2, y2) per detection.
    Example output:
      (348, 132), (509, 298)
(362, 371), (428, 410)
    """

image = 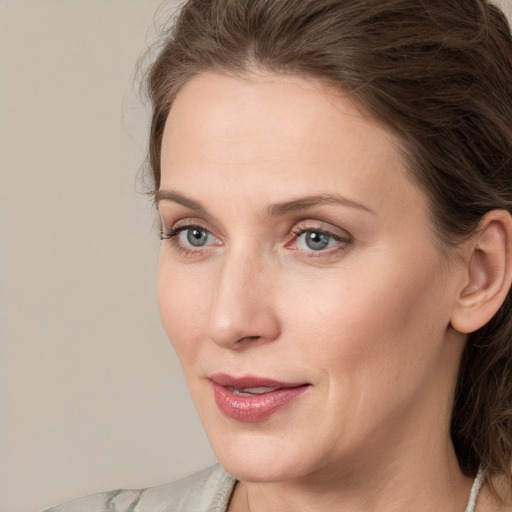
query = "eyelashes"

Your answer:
(161, 225), (216, 247)
(161, 226), (208, 244)
(160, 222), (353, 258)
